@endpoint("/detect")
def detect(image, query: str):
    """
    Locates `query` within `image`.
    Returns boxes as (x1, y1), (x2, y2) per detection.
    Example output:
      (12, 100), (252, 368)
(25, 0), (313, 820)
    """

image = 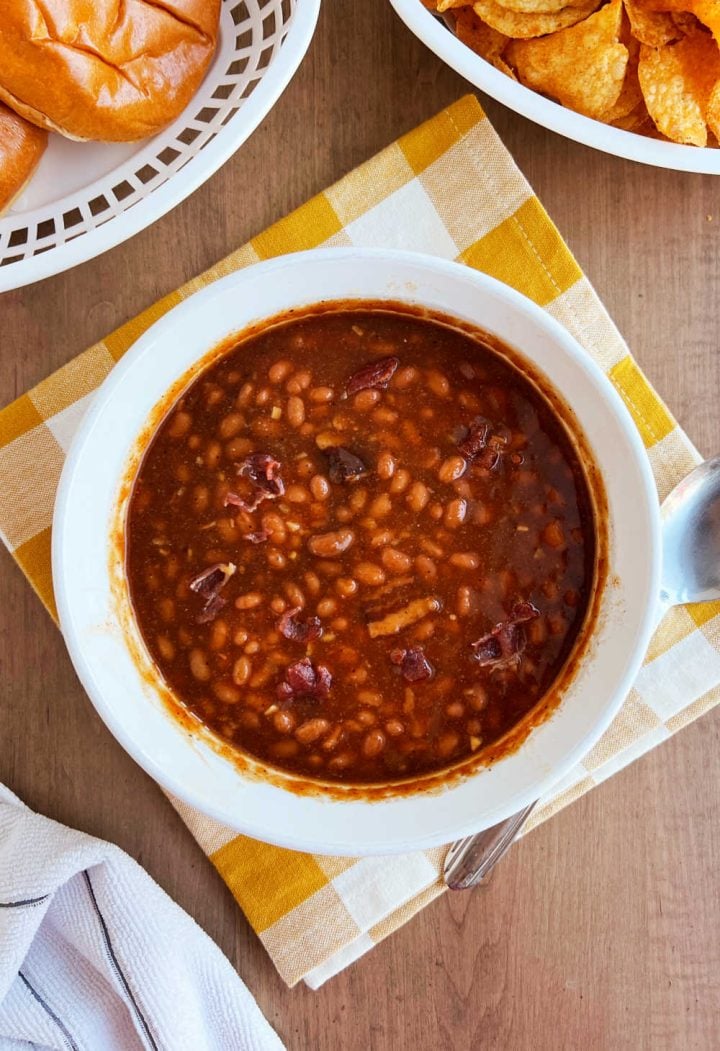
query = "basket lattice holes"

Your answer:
(0, 0), (297, 268)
